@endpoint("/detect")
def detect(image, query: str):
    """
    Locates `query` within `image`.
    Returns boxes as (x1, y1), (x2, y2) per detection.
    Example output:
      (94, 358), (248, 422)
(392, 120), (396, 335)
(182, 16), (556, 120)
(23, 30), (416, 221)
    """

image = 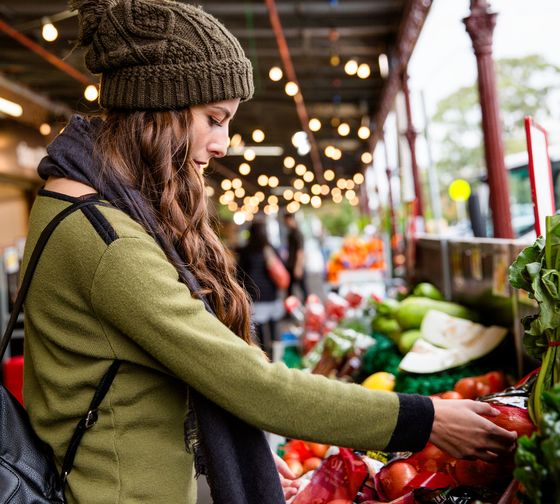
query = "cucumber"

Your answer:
(395, 296), (476, 330)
